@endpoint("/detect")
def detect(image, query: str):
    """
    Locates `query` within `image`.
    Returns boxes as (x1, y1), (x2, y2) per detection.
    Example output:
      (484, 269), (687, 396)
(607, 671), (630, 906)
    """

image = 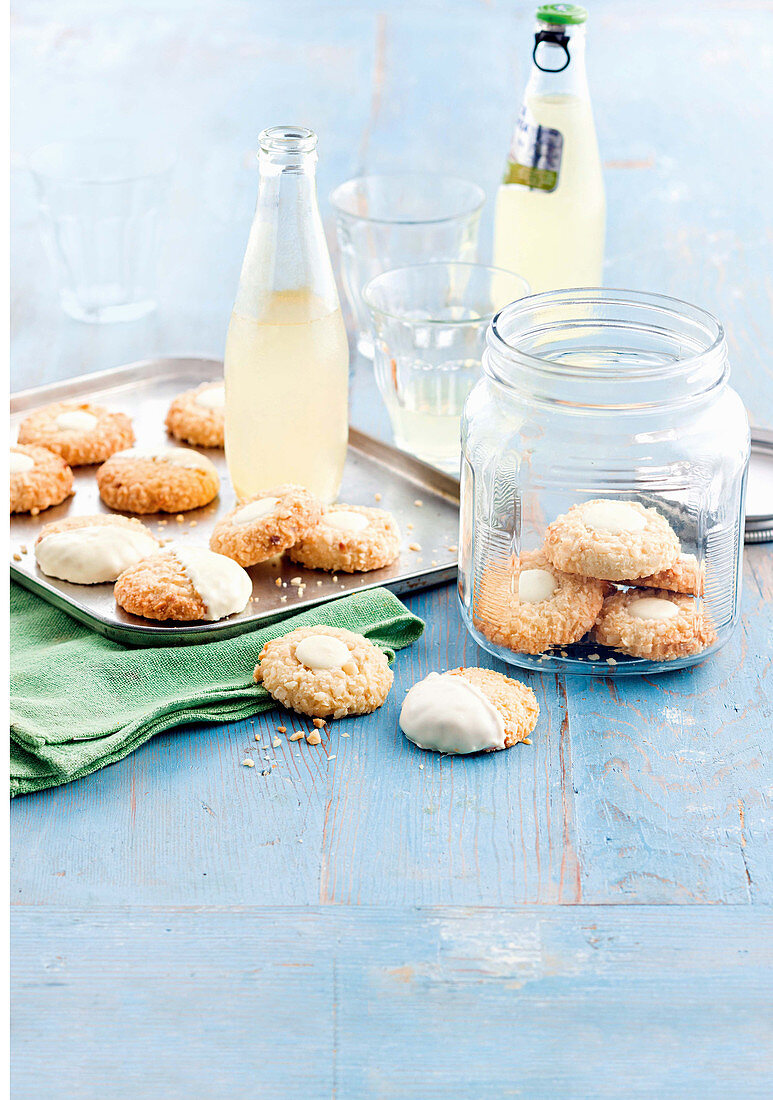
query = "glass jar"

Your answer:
(458, 289), (750, 675)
